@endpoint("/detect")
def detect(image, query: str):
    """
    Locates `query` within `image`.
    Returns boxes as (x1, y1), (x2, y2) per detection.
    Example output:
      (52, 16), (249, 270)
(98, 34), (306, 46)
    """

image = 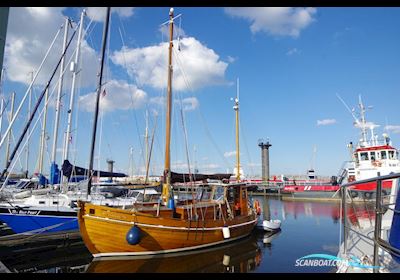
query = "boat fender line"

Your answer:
(253, 200), (261, 216)
(389, 185), (400, 263)
(222, 225), (230, 239)
(126, 225), (141, 245)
